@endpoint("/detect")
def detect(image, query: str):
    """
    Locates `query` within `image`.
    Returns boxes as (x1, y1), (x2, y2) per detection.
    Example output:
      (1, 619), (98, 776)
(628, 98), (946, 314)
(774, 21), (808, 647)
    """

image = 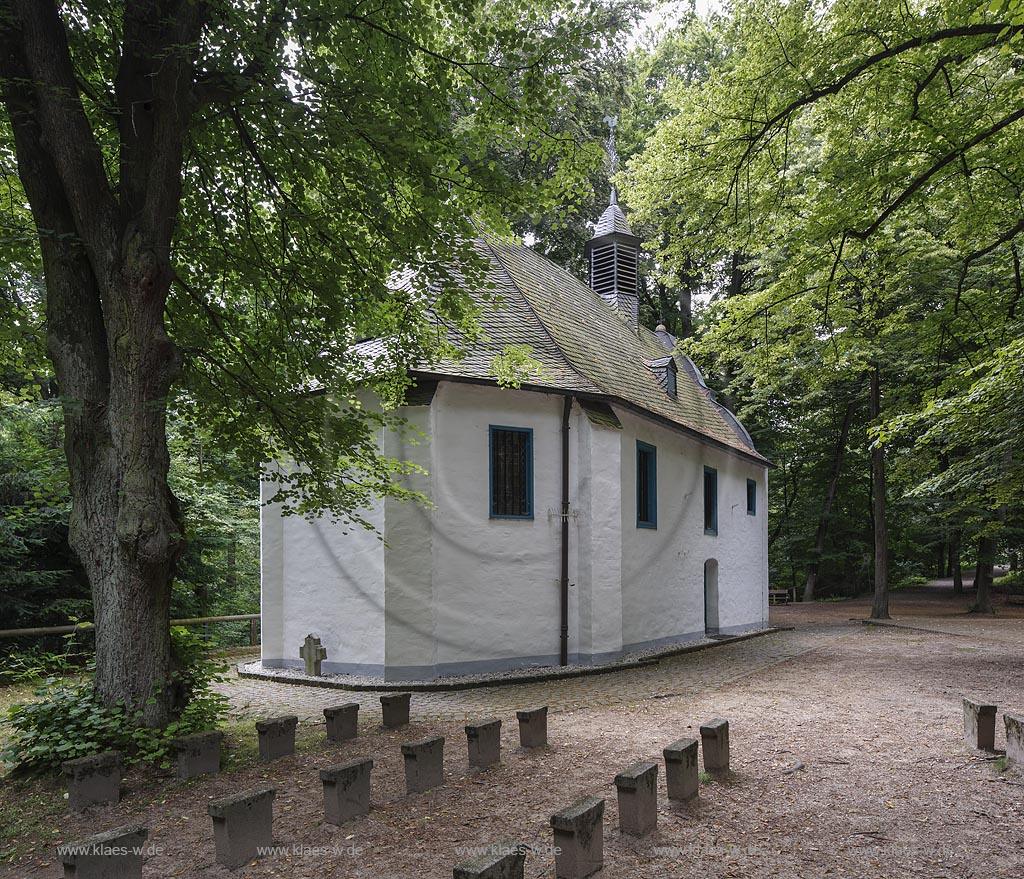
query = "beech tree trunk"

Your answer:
(950, 530), (964, 594)
(869, 366), (890, 620)
(1, 0), (204, 725)
(971, 536), (996, 614)
(803, 400), (856, 601)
